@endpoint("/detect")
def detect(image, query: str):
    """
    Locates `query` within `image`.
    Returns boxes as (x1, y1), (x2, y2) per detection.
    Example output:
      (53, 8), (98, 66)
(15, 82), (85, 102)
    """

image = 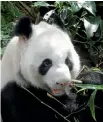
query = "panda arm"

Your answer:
(1, 82), (60, 122)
